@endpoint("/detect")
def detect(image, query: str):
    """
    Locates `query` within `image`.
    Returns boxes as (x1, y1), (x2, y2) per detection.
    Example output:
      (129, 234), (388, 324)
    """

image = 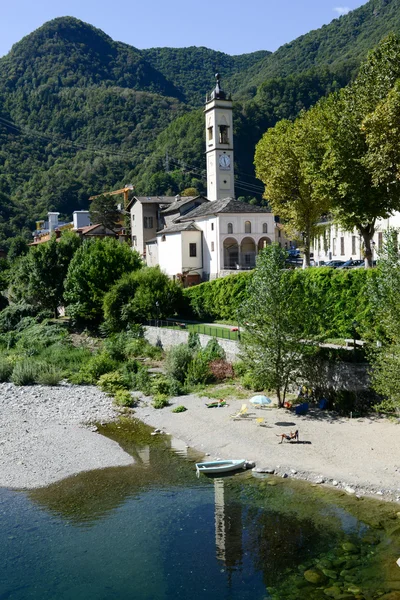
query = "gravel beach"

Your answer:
(0, 382), (134, 489)
(2, 381), (400, 500)
(134, 393), (400, 502)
